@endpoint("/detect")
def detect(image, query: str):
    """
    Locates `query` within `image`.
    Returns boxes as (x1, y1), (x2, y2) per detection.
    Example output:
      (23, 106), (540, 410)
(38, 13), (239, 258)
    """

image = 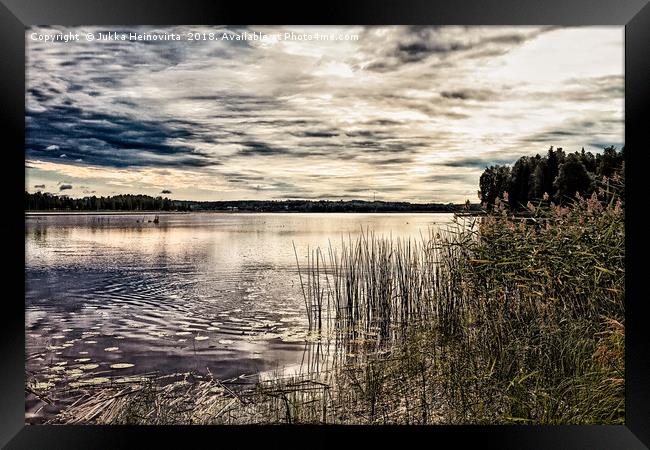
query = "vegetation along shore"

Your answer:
(26, 147), (625, 424)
